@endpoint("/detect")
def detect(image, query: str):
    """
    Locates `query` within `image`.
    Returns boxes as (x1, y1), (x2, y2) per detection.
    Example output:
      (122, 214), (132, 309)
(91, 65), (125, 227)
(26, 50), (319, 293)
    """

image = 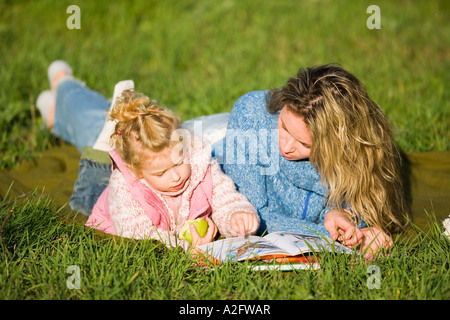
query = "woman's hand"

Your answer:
(324, 210), (364, 248)
(230, 211), (259, 237)
(359, 227), (393, 254)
